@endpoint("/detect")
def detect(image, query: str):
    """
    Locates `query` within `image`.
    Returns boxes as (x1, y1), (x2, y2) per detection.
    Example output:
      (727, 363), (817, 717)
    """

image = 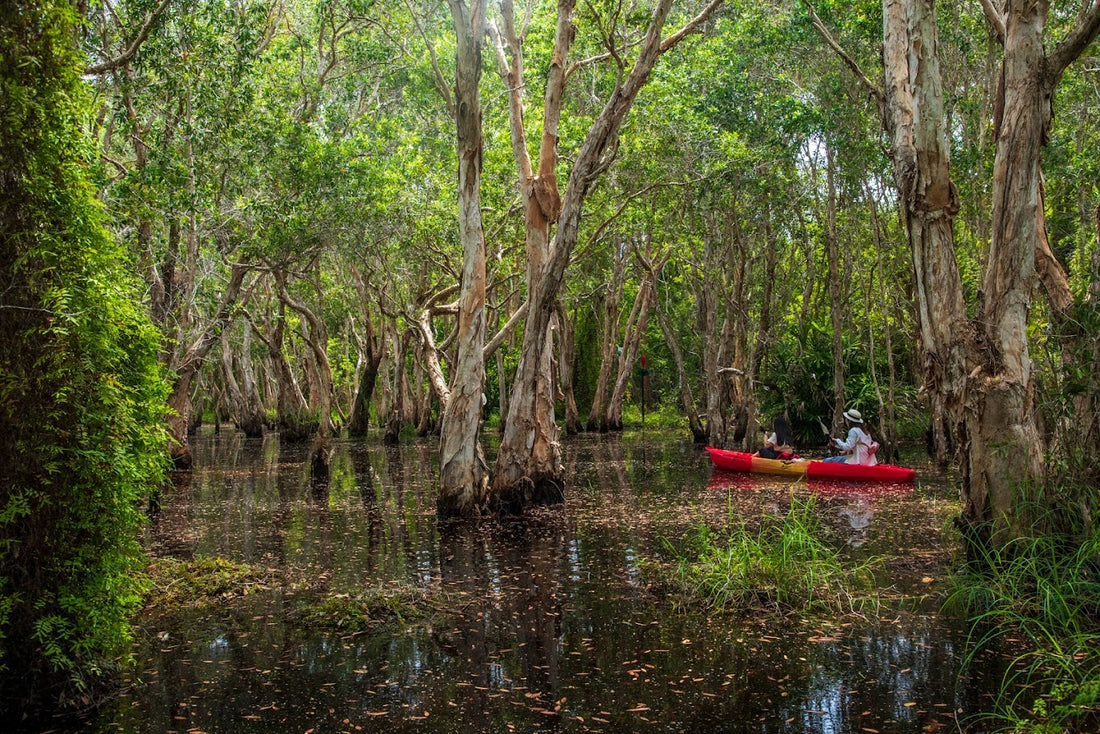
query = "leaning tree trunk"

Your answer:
(220, 327), (264, 437)
(252, 298), (313, 442)
(607, 248), (666, 430)
(653, 285), (706, 442)
(586, 240), (629, 430)
(275, 273), (334, 479)
(164, 264), (249, 467)
(438, 0), (491, 519)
